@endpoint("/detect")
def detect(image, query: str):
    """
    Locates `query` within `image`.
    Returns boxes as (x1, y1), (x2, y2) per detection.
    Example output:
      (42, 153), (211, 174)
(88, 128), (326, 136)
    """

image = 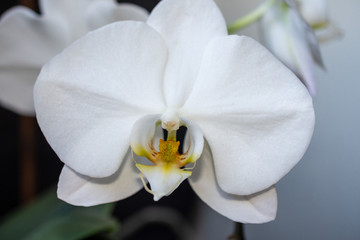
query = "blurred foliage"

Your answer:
(0, 187), (119, 240)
